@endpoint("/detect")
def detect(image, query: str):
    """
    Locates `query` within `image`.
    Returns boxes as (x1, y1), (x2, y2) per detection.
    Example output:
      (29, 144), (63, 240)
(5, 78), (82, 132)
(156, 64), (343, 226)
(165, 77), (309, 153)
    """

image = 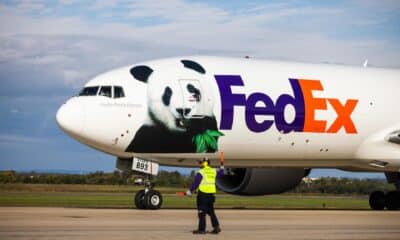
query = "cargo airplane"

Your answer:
(56, 56), (400, 210)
